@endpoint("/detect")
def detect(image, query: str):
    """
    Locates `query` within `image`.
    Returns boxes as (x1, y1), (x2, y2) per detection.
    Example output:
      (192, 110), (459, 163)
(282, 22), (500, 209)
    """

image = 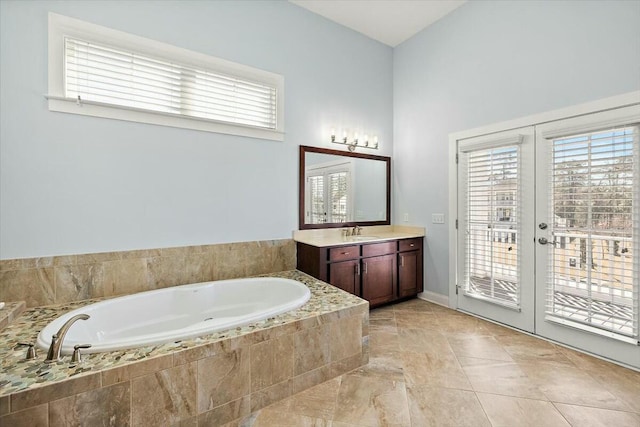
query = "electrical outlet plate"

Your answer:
(403, 213), (409, 222)
(432, 213), (445, 224)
